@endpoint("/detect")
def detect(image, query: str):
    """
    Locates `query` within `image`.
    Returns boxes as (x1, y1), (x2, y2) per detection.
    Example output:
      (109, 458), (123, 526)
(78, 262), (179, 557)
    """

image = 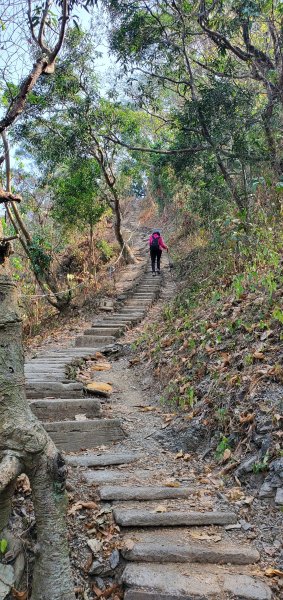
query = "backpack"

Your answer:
(150, 233), (160, 248)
